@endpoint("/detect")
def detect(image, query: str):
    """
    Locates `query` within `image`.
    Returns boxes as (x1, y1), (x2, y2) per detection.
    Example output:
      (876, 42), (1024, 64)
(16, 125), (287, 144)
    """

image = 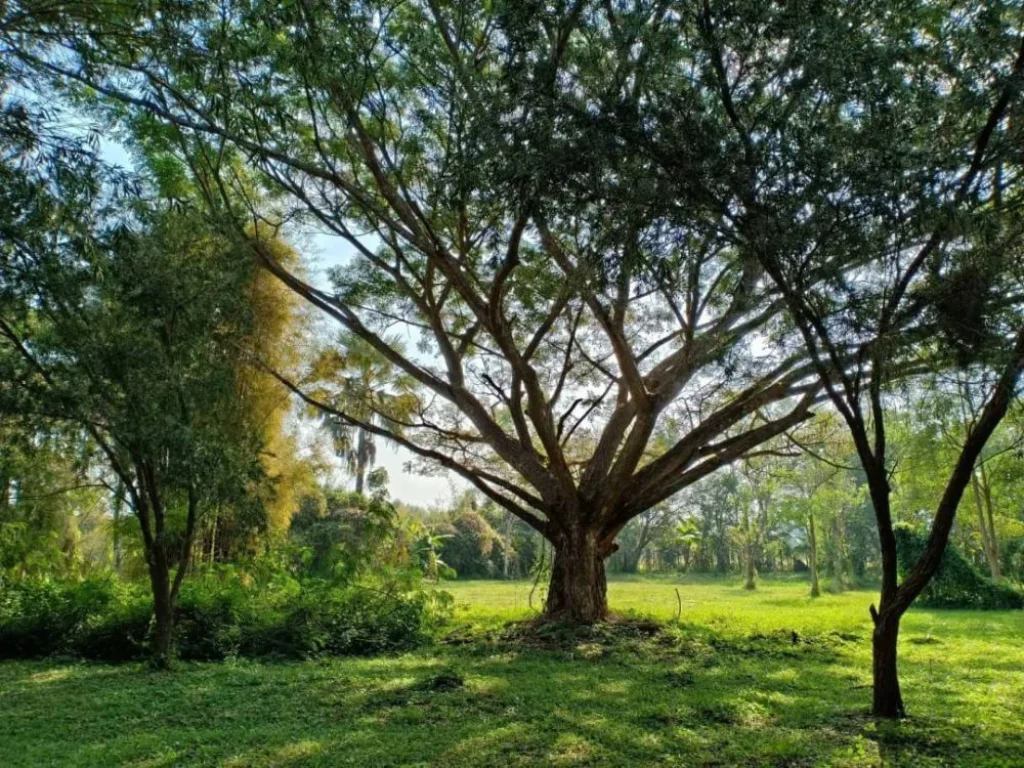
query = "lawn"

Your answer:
(1, 576), (1021, 767)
